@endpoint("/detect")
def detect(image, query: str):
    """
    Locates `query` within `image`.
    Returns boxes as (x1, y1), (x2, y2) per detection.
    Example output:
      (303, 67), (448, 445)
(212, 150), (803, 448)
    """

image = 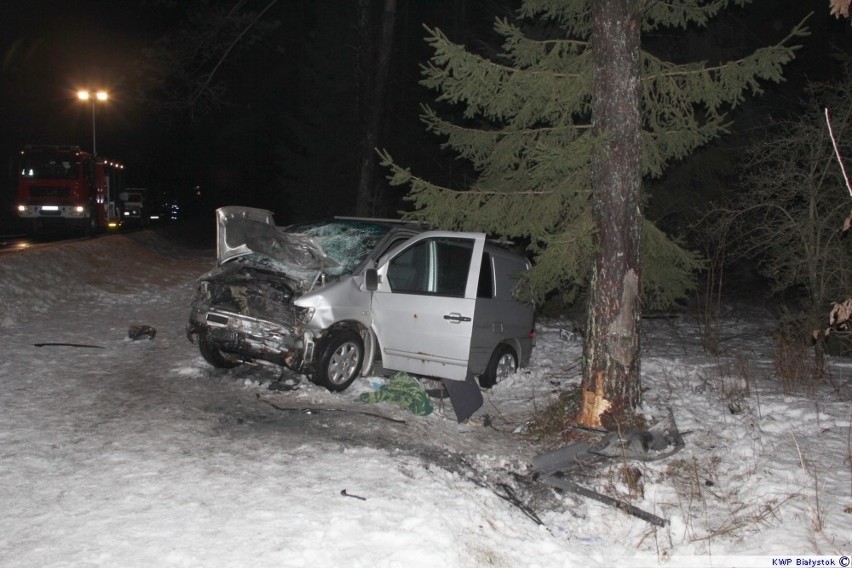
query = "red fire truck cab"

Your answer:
(16, 145), (125, 234)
